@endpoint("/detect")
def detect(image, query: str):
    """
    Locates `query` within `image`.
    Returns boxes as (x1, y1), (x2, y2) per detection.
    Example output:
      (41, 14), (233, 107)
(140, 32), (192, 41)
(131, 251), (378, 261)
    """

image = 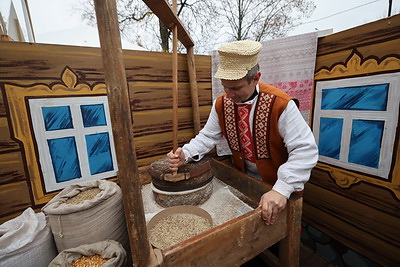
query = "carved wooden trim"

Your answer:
(315, 49), (400, 80)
